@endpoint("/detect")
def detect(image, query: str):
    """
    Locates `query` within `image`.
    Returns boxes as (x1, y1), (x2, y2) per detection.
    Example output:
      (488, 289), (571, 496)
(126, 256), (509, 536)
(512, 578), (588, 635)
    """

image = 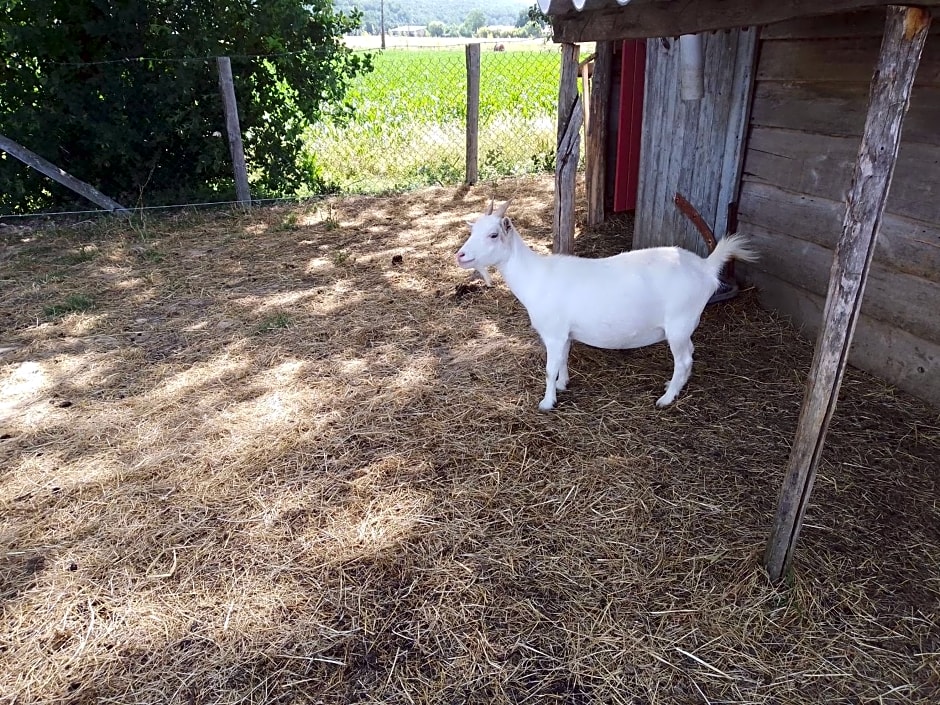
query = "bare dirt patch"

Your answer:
(1, 175), (938, 704)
